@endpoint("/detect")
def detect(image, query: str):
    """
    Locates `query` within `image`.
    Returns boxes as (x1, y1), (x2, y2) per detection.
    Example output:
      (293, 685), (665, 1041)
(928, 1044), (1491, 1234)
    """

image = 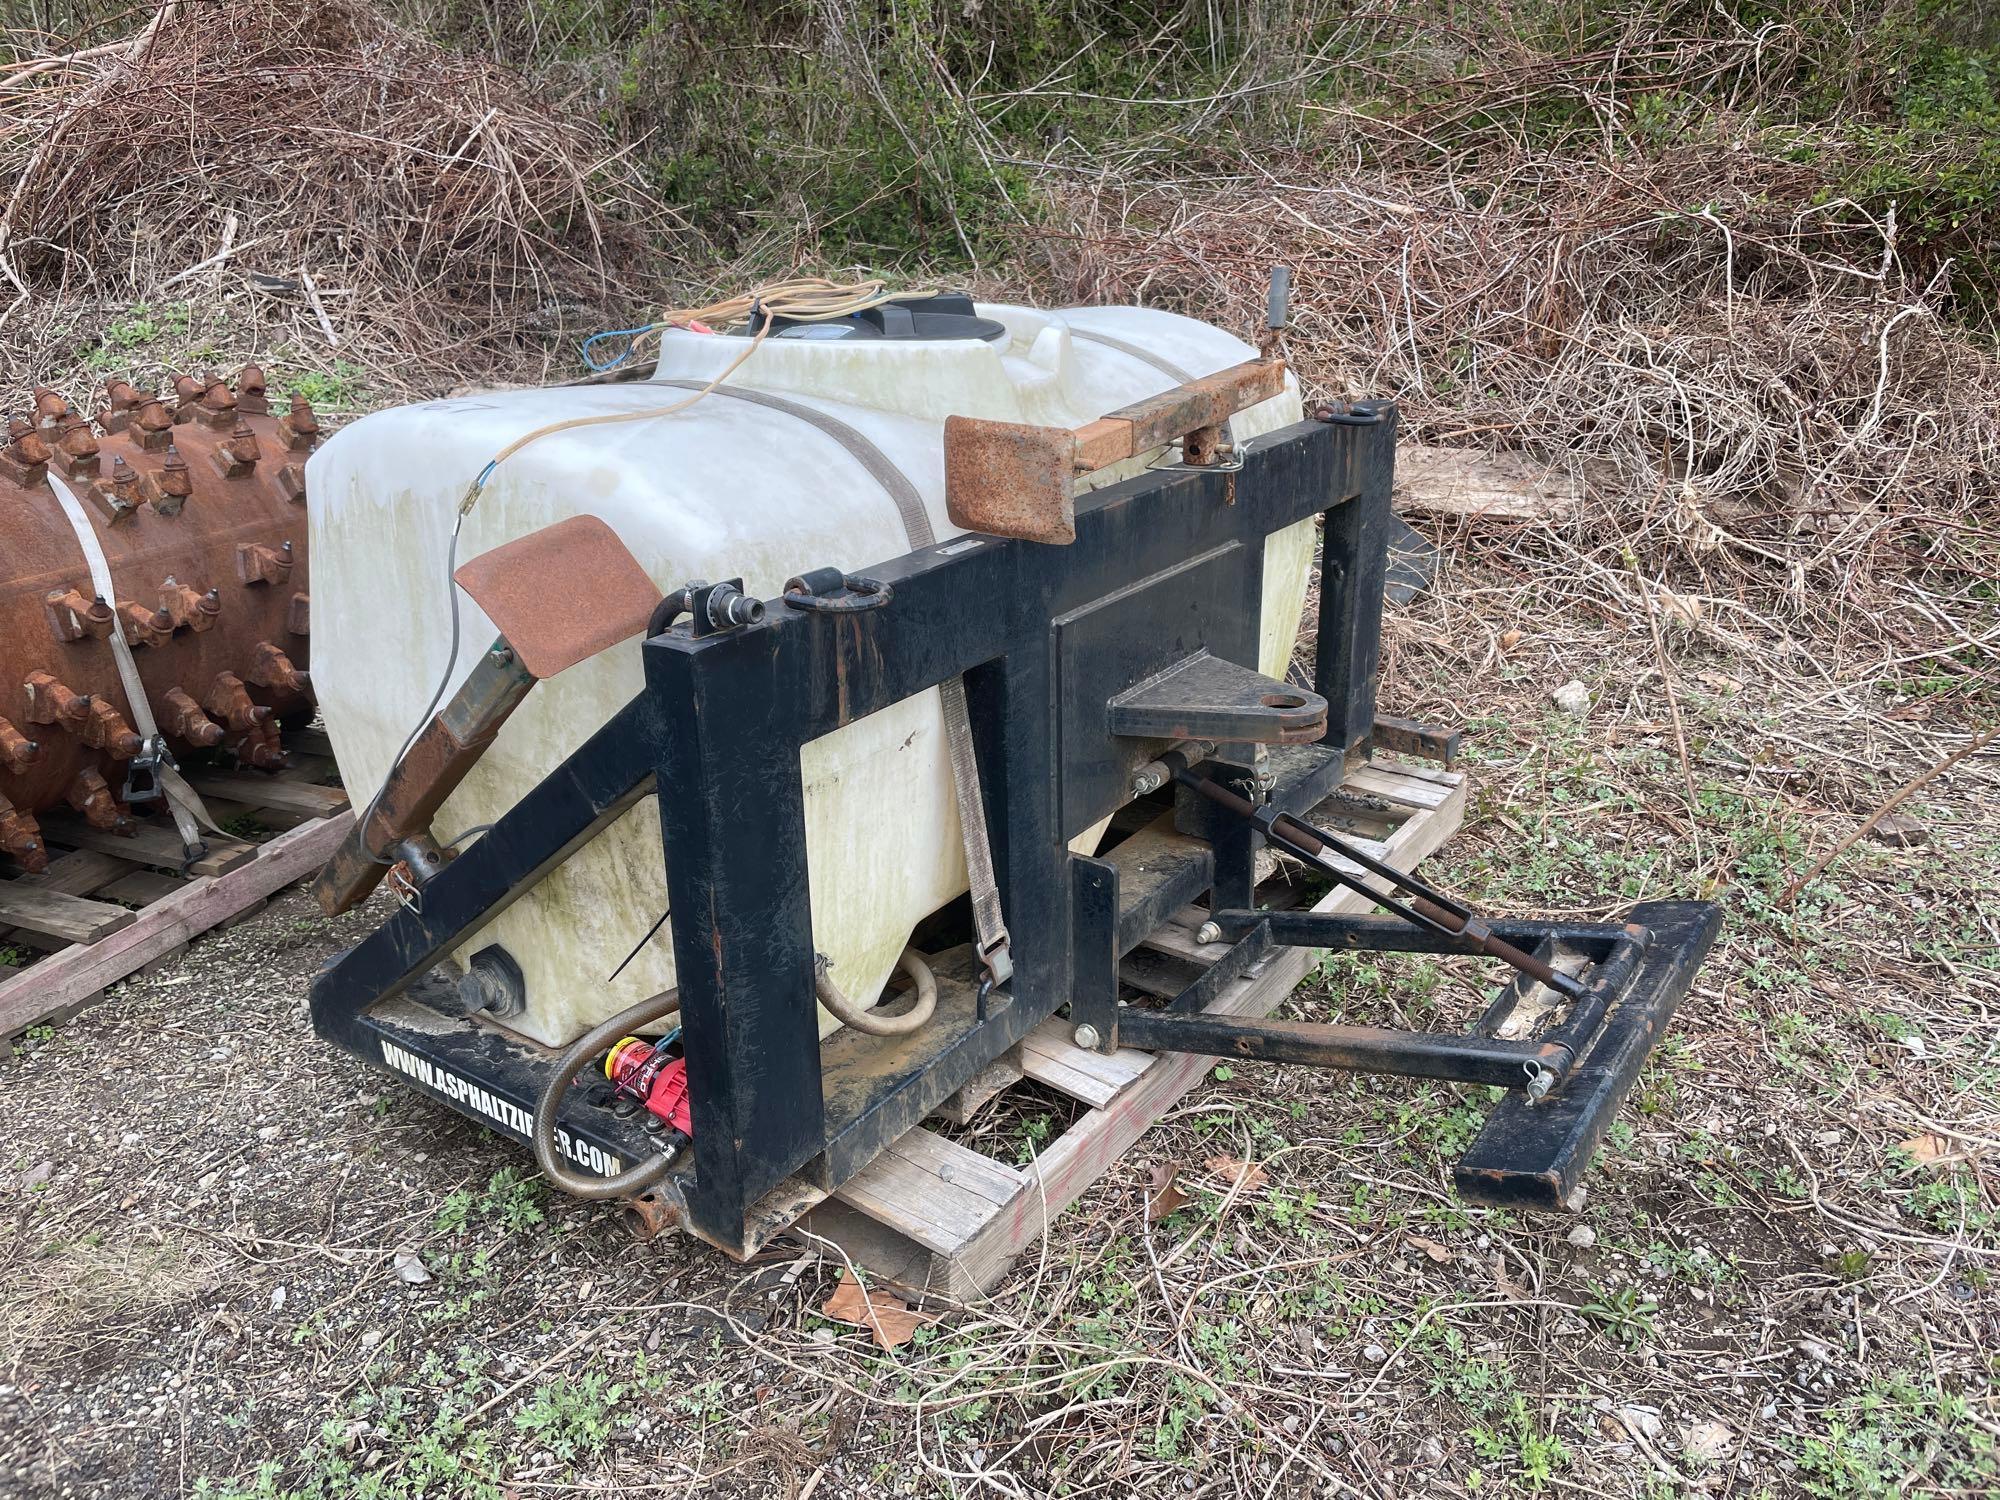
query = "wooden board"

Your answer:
(0, 812), (354, 1037)
(183, 773), (350, 819)
(804, 761), (1467, 1296)
(932, 1043), (1025, 1127)
(32, 813), (257, 877)
(0, 884), (134, 944)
